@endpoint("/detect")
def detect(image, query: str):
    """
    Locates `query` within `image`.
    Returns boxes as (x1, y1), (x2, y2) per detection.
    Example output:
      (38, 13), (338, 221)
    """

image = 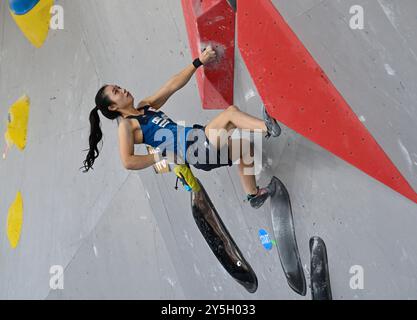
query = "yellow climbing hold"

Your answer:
(7, 191), (24, 249)
(9, 0), (54, 48)
(5, 95), (30, 151)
